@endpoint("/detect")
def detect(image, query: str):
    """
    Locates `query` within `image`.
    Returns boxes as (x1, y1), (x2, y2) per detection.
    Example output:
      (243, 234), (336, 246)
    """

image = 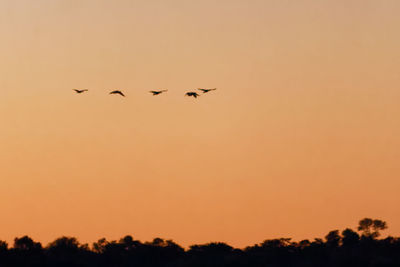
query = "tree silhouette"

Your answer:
(0, 240), (7, 252)
(357, 218), (388, 239)
(92, 238), (108, 254)
(297, 239), (311, 249)
(341, 228), (360, 246)
(12, 236), (43, 267)
(325, 230), (341, 247)
(13, 236), (42, 251)
(0, 218), (398, 267)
